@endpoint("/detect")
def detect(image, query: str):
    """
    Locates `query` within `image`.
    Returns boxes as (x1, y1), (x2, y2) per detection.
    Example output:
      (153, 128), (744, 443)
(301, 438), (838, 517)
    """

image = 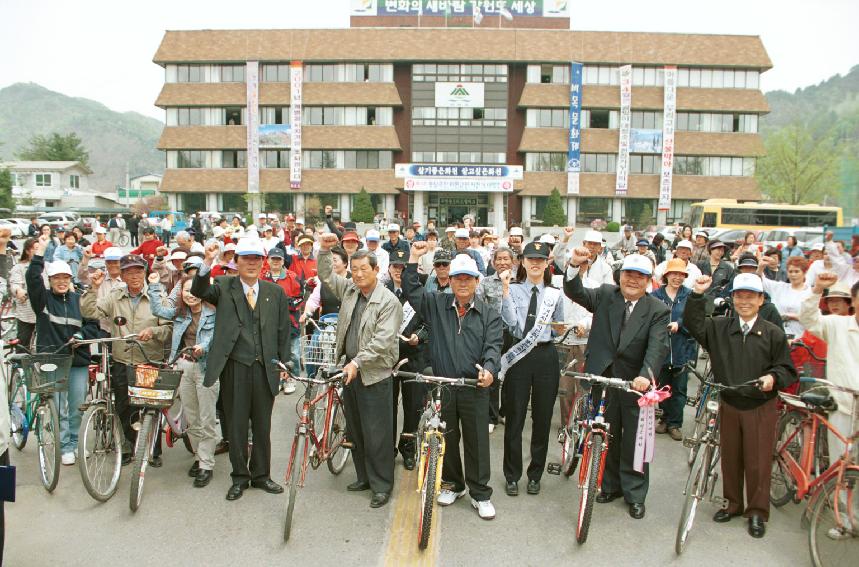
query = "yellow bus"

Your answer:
(688, 199), (843, 230)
